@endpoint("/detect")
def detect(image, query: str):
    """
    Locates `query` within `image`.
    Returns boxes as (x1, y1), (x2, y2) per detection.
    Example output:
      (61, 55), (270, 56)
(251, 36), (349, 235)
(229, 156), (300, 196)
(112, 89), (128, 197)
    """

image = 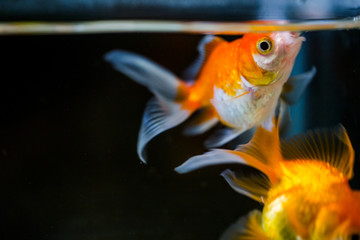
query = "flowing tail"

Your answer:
(105, 50), (198, 162)
(175, 122), (284, 240)
(176, 118), (354, 202)
(176, 119), (283, 202)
